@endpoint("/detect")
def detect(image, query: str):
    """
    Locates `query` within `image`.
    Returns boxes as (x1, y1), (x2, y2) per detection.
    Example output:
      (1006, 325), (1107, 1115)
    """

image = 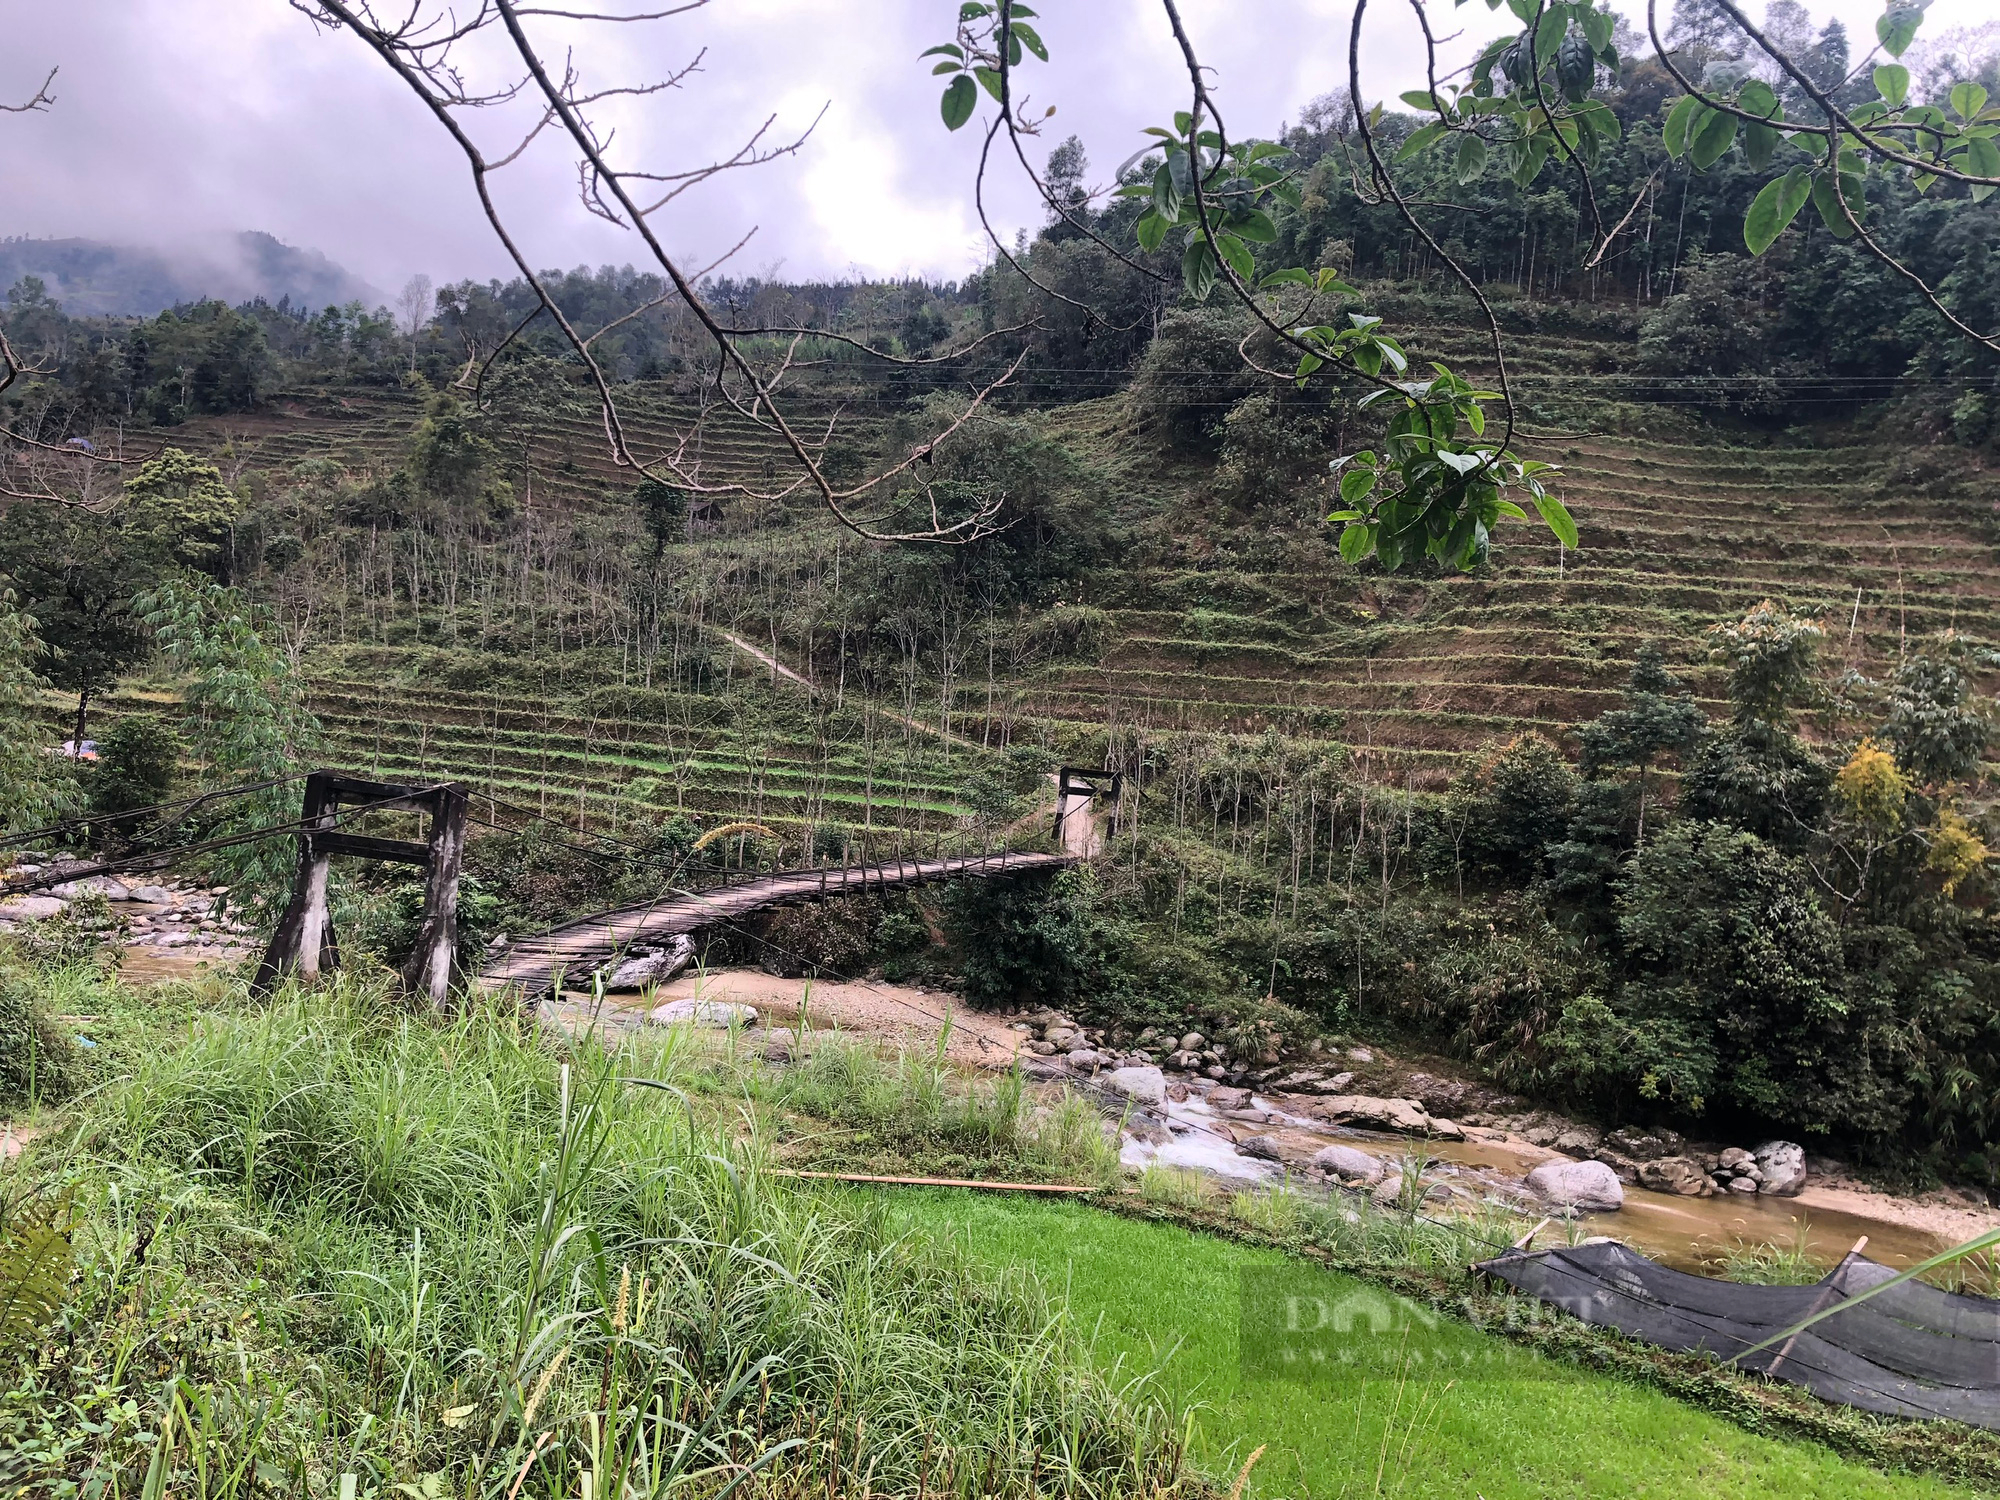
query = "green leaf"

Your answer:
(1580, 5), (1612, 50)
(940, 75), (976, 130)
(1232, 207), (1279, 242)
(1010, 21), (1049, 62)
(1876, 3), (1922, 58)
(1214, 231), (1254, 283)
(1338, 523), (1372, 565)
(1375, 531), (1405, 570)
(1436, 450), (1483, 475)
(1454, 132), (1490, 184)
(1532, 491), (1578, 548)
(1495, 499), (1531, 520)
(1743, 121), (1777, 168)
(920, 43), (965, 61)
(1690, 107), (1738, 169)
(974, 66), (1004, 102)
(1401, 90), (1442, 111)
(958, 2), (989, 18)
(1964, 135), (2000, 200)
(1396, 121), (1449, 161)
(1511, 137), (1549, 187)
(1663, 94), (1701, 159)
(1874, 64), (1910, 108)
(1316, 269), (1358, 295)
(1738, 79), (1779, 118)
(1151, 162), (1182, 222)
(1181, 239), (1217, 300)
(1952, 83), (1990, 122)
(1135, 211), (1169, 253)
(1810, 171), (1856, 236)
(1260, 267), (1312, 288)
(1534, 6), (1567, 65)
(1744, 166), (1813, 254)
(1340, 469), (1378, 504)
